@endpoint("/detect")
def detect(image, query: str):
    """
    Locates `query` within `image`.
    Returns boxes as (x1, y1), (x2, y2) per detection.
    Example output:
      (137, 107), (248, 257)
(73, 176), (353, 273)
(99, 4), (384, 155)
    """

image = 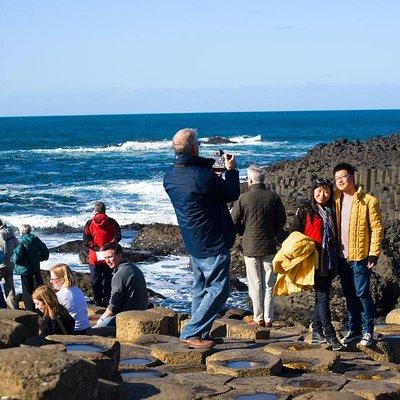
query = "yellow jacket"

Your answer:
(273, 231), (319, 296)
(334, 186), (383, 261)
